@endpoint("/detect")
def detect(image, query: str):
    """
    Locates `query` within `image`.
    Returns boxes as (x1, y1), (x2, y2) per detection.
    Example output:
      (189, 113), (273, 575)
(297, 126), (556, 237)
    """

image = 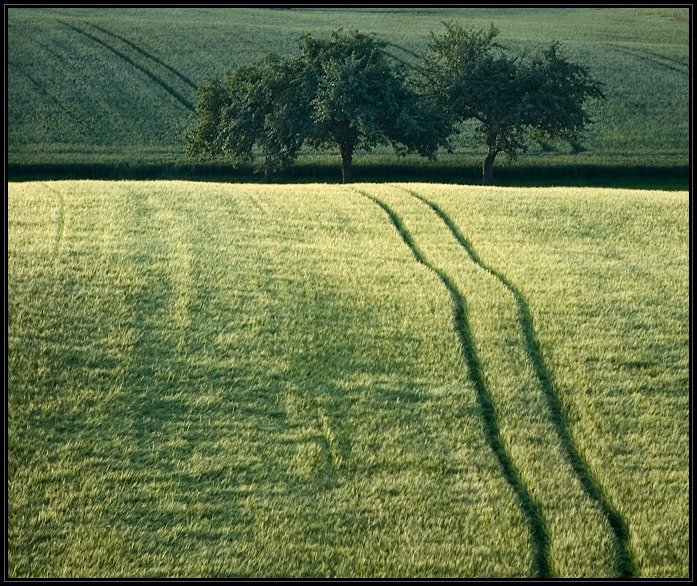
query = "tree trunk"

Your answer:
(264, 155), (273, 183)
(483, 147), (497, 185)
(339, 143), (353, 184)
